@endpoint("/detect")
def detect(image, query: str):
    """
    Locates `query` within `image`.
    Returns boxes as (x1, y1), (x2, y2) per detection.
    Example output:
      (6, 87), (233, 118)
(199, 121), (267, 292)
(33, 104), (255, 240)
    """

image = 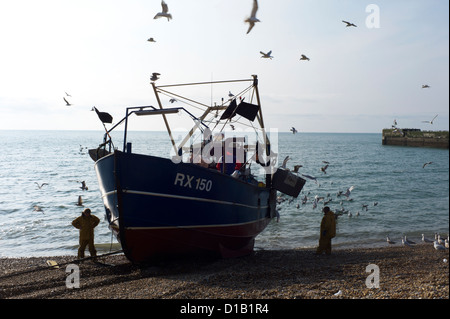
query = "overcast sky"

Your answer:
(0, 0), (448, 133)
